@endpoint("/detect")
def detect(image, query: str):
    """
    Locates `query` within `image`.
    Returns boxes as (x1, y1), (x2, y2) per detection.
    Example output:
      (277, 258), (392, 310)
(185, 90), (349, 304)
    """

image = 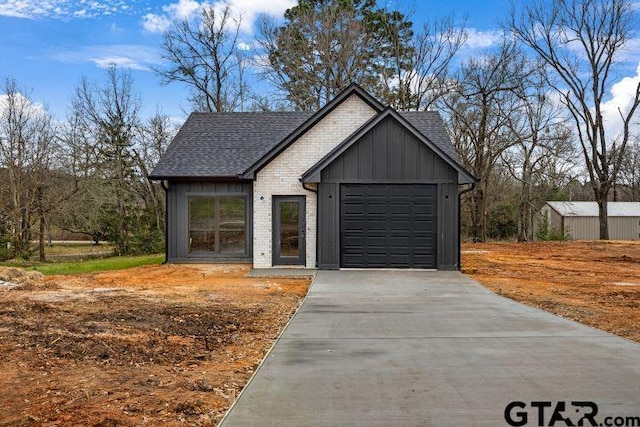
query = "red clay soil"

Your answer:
(462, 240), (640, 343)
(0, 264), (311, 426)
